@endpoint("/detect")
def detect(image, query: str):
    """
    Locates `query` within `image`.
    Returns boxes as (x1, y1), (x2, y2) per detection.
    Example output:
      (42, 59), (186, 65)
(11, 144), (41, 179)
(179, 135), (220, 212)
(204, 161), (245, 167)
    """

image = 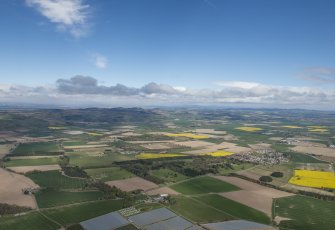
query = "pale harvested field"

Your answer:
(0, 168), (38, 208)
(182, 142), (250, 155)
(214, 176), (293, 215)
(175, 140), (215, 148)
(195, 129), (226, 135)
(0, 144), (12, 158)
(120, 132), (142, 137)
(291, 145), (335, 157)
(63, 130), (84, 135)
(236, 170), (269, 181)
(141, 143), (174, 150)
(293, 141), (326, 148)
(249, 143), (271, 150)
(8, 164), (61, 173)
(9, 155), (62, 160)
(128, 140), (176, 144)
(106, 177), (159, 192)
(64, 144), (108, 150)
(146, 187), (180, 195)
